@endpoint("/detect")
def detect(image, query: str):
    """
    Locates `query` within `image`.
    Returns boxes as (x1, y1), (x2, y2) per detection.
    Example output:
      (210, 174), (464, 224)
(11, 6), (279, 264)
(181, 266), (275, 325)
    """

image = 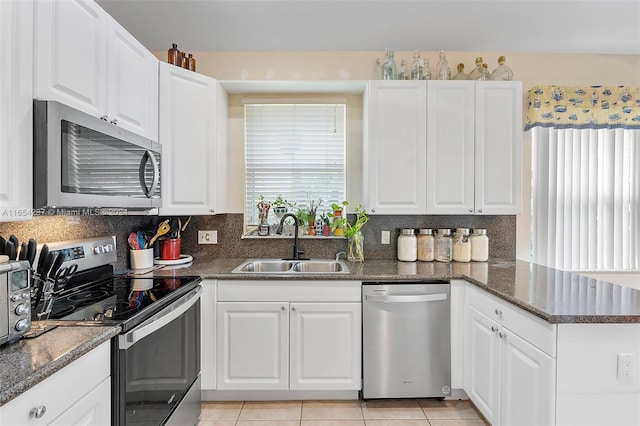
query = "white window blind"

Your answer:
(532, 127), (640, 271)
(244, 104), (346, 225)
